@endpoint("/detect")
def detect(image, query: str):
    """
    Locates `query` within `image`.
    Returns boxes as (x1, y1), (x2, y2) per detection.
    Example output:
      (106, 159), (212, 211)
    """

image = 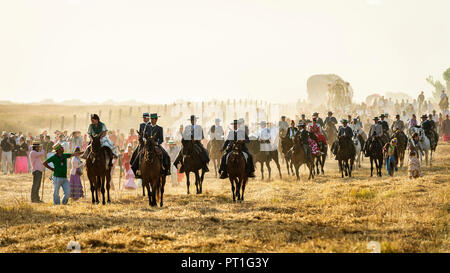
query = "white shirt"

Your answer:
(182, 124), (204, 141)
(258, 127), (271, 141)
(70, 156), (83, 176)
